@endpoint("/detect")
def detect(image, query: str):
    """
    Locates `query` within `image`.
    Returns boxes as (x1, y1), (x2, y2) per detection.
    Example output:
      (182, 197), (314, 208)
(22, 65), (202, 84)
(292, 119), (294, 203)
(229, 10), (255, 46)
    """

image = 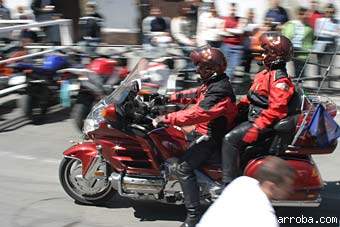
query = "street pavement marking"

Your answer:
(0, 151), (11, 156)
(0, 150), (60, 164)
(41, 159), (61, 164)
(12, 154), (36, 160)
